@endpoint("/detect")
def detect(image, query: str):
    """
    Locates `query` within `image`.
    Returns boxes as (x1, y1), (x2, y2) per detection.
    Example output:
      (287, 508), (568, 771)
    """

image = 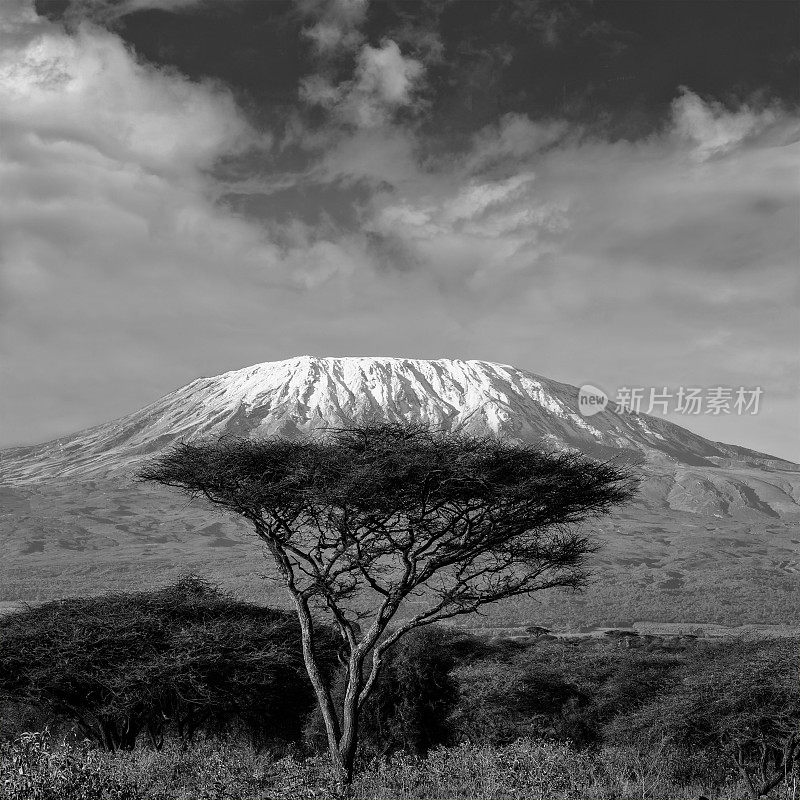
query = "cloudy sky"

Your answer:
(1, 0), (798, 460)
